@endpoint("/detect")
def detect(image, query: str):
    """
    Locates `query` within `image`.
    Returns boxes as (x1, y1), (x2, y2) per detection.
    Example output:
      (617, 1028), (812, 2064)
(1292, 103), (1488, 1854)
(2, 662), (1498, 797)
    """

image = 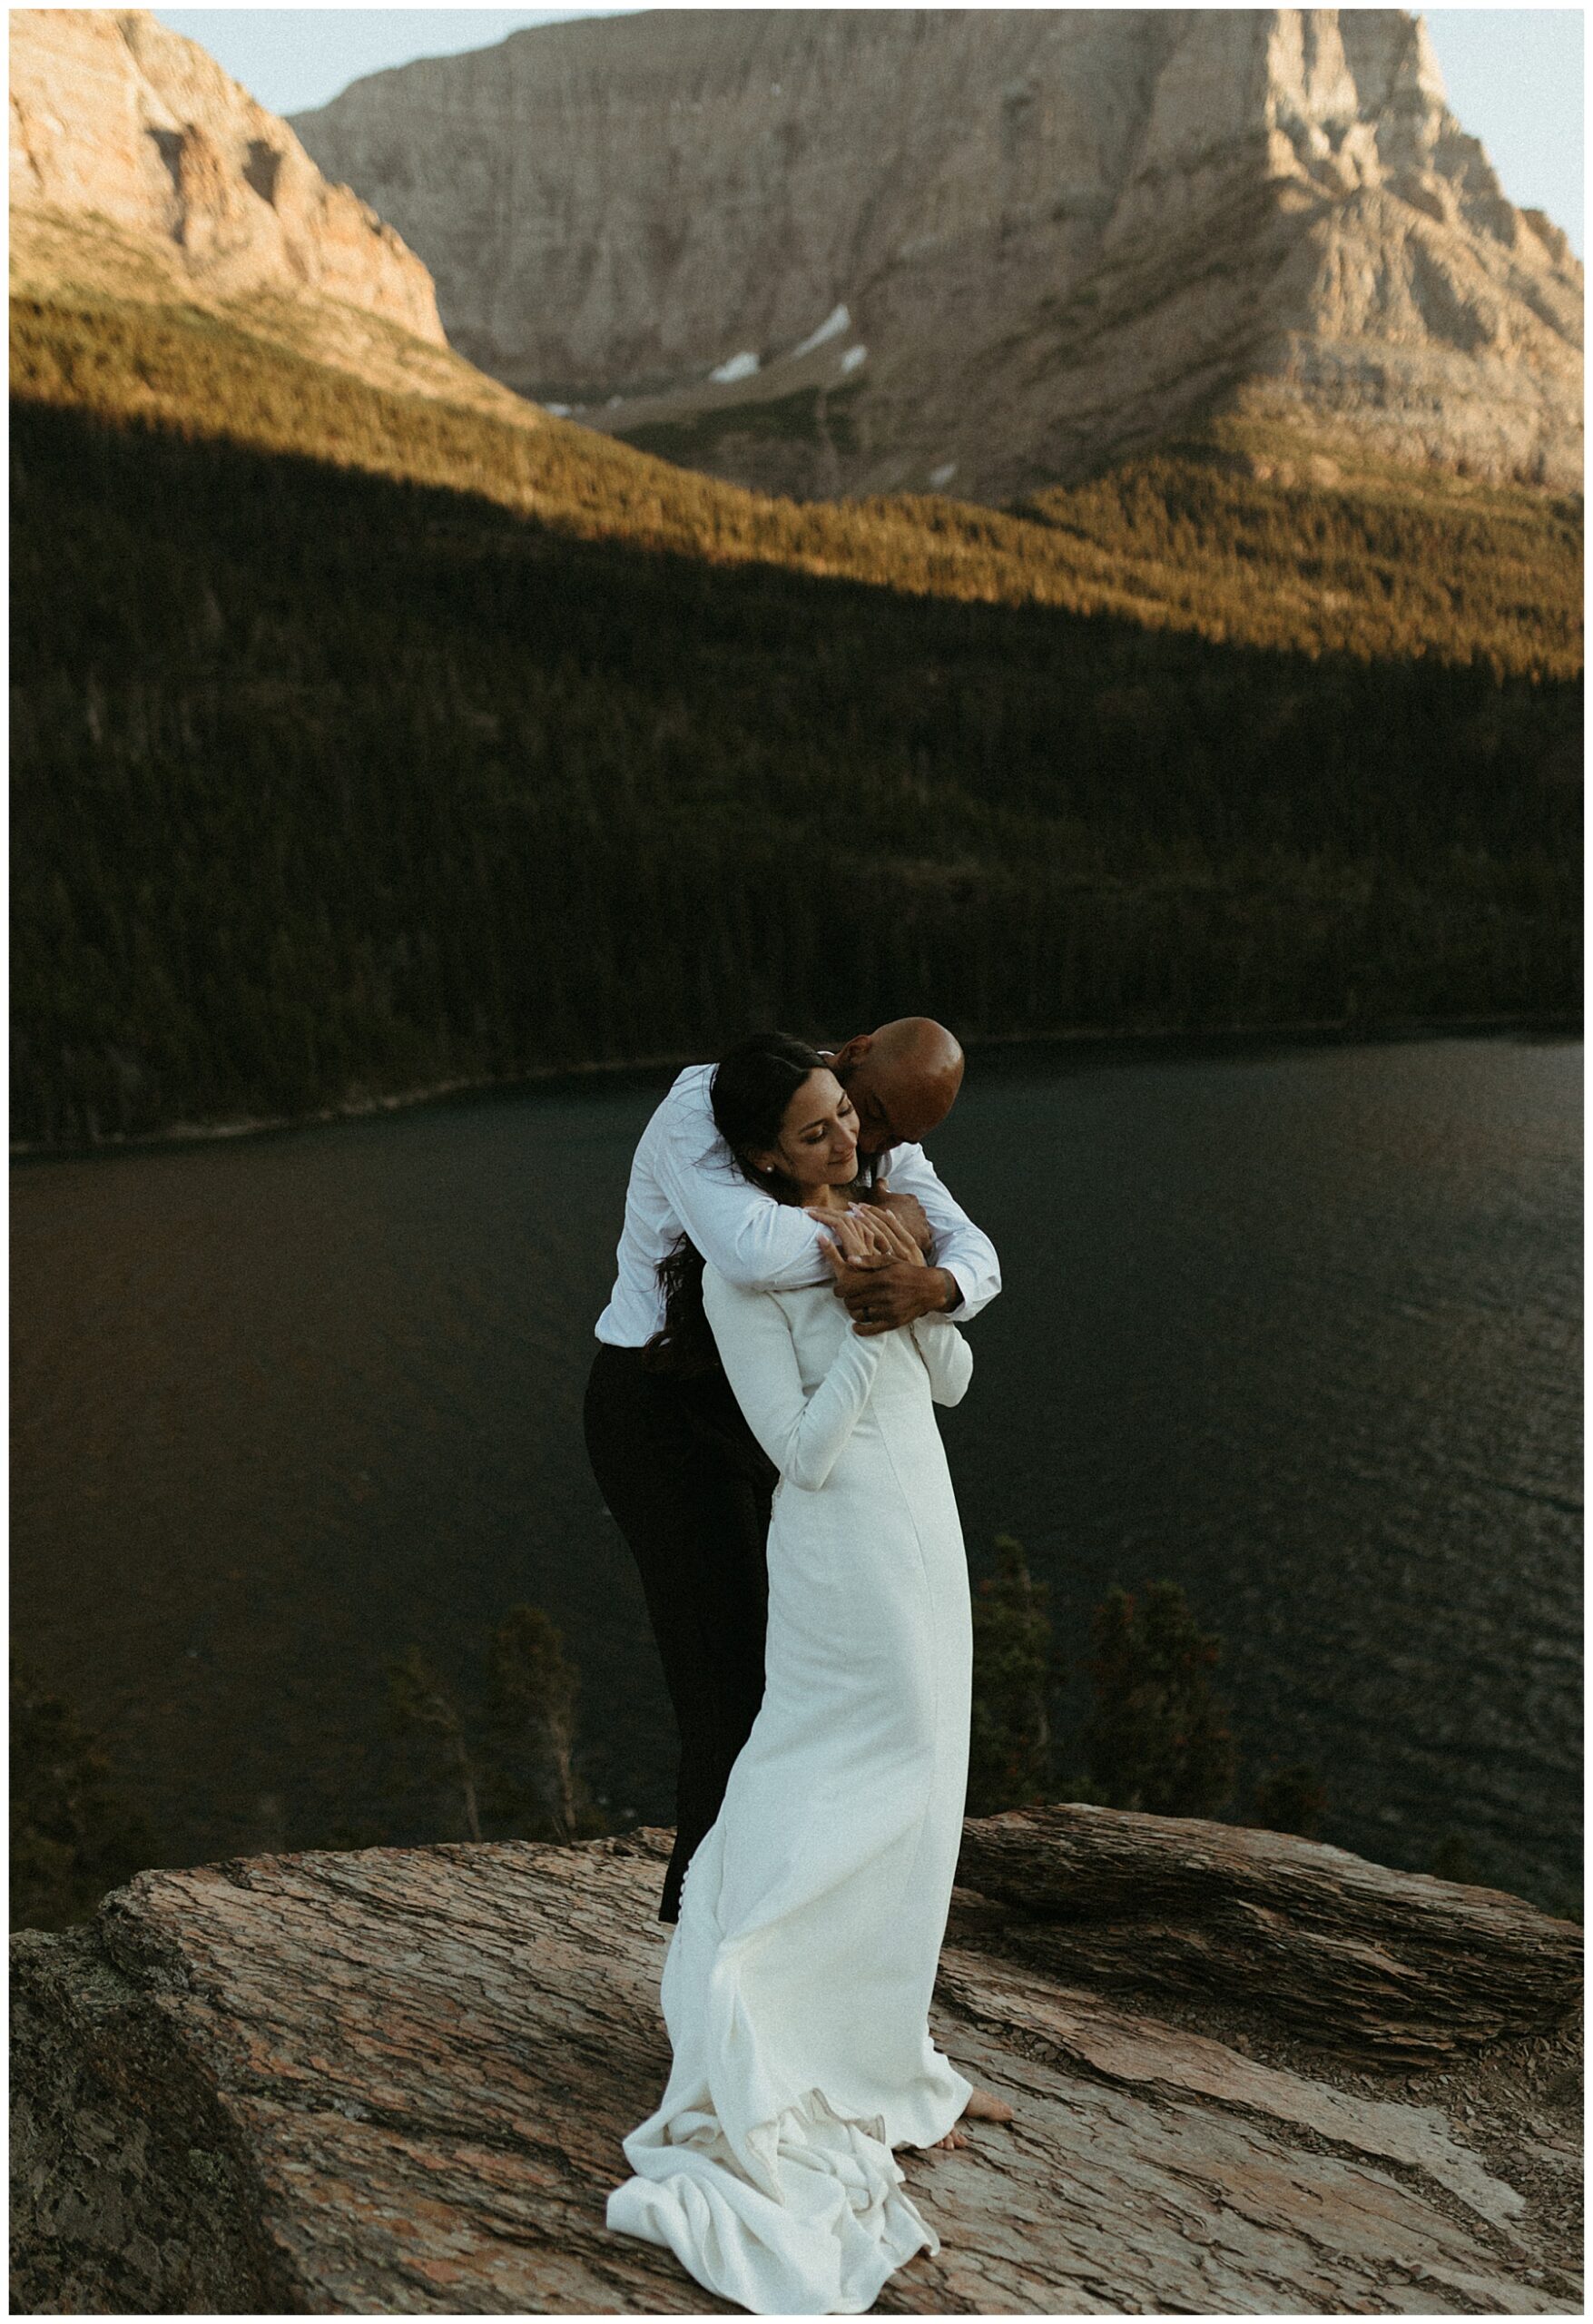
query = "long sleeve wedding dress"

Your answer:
(606, 1266), (976, 2315)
